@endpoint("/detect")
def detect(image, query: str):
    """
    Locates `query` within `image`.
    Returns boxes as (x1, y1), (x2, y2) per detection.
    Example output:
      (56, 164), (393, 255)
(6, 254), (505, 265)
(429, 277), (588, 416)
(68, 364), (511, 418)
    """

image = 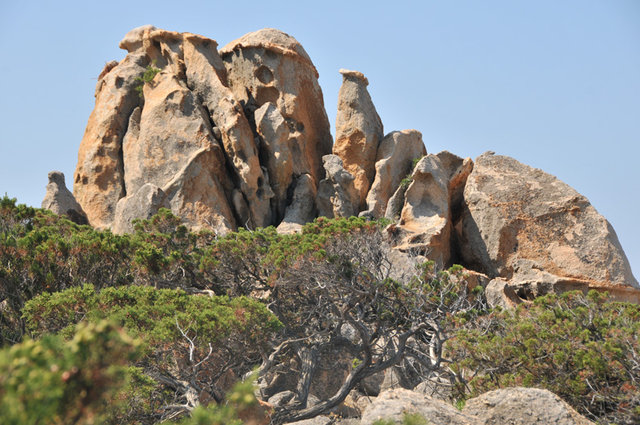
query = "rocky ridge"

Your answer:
(45, 26), (638, 304)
